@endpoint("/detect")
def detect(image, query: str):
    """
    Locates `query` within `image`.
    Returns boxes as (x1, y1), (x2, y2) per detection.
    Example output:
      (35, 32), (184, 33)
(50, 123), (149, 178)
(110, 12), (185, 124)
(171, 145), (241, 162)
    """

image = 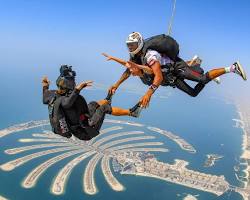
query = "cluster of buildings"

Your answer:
(112, 151), (230, 196)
